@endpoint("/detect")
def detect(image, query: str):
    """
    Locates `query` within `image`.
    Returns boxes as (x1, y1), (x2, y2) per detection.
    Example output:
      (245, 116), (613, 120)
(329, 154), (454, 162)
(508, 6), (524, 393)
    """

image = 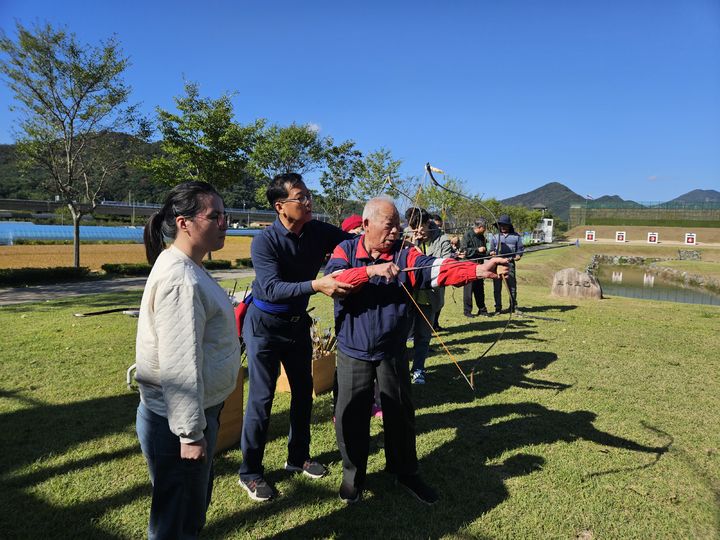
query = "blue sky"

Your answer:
(1, 0), (718, 202)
